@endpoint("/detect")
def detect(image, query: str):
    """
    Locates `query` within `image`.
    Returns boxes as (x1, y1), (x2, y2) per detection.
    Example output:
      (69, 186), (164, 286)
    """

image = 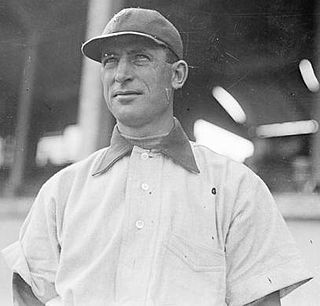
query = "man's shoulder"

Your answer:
(191, 142), (251, 174)
(42, 147), (110, 189)
(190, 141), (264, 192)
(24, 147), (111, 214)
